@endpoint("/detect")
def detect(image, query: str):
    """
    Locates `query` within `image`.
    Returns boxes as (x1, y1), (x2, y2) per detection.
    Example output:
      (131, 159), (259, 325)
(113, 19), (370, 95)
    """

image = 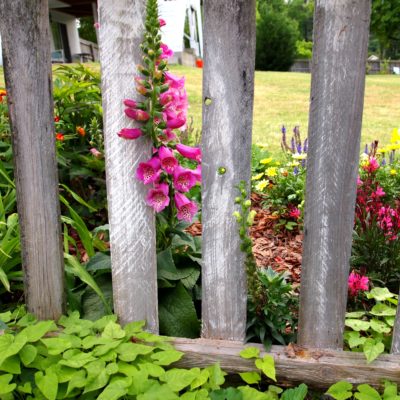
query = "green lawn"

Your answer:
(1, 64), (399, 153)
